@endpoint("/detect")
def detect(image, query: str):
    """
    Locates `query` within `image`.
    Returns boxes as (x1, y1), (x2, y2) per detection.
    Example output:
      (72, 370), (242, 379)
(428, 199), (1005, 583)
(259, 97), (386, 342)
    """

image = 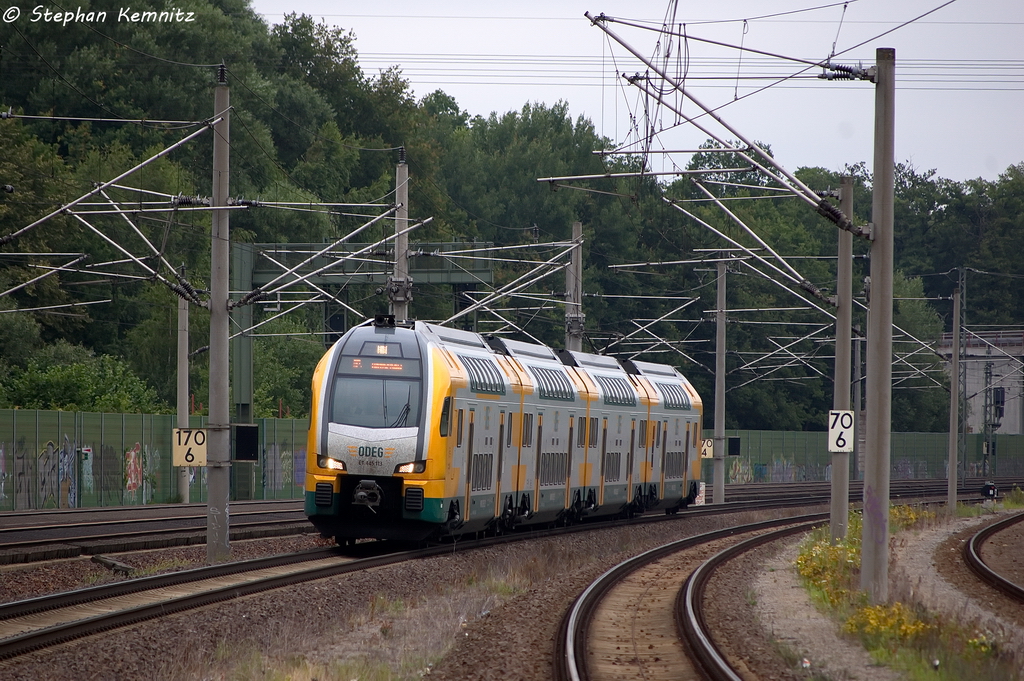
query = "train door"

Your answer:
(532, 412), (543, 512)
(583, 414), (601, 511)
(494, 410), (505, 519)
(598, 417), (607, 505)
(462, 408), (475, 521)
(626, 418), (636, 503)
(658, 419), (668, 499)
(565, 413), (577, 509)
(513, 410), (535, 516)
